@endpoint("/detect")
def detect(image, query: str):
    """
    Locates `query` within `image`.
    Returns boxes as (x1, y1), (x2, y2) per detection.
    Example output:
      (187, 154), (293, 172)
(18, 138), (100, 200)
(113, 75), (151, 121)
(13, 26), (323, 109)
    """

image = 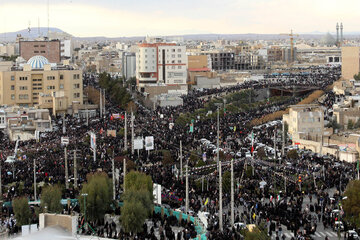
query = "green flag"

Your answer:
(357, 159), (359, 171)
